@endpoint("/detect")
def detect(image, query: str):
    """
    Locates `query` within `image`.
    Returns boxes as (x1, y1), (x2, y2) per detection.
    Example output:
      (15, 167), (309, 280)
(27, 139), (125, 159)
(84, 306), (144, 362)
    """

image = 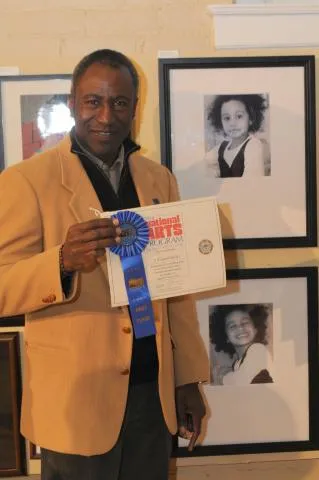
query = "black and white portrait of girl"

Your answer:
(204, 93), (270, 178)
(209, 303), (274, 386)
